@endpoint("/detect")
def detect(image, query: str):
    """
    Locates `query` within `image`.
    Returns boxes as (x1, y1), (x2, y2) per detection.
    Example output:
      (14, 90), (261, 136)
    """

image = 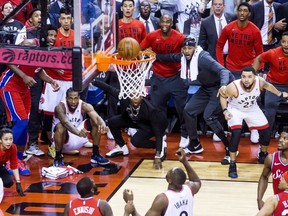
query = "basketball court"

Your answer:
(0, 0), (280, 215)
(0, 134), (276, 215)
